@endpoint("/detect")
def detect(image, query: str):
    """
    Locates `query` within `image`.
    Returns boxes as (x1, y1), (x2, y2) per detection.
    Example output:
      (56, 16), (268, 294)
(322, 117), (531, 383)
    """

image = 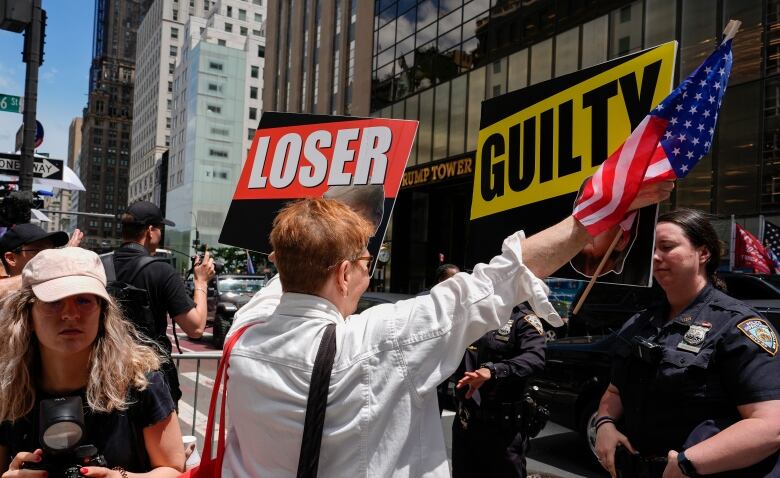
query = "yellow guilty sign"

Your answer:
(471, 42), (676, 220)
